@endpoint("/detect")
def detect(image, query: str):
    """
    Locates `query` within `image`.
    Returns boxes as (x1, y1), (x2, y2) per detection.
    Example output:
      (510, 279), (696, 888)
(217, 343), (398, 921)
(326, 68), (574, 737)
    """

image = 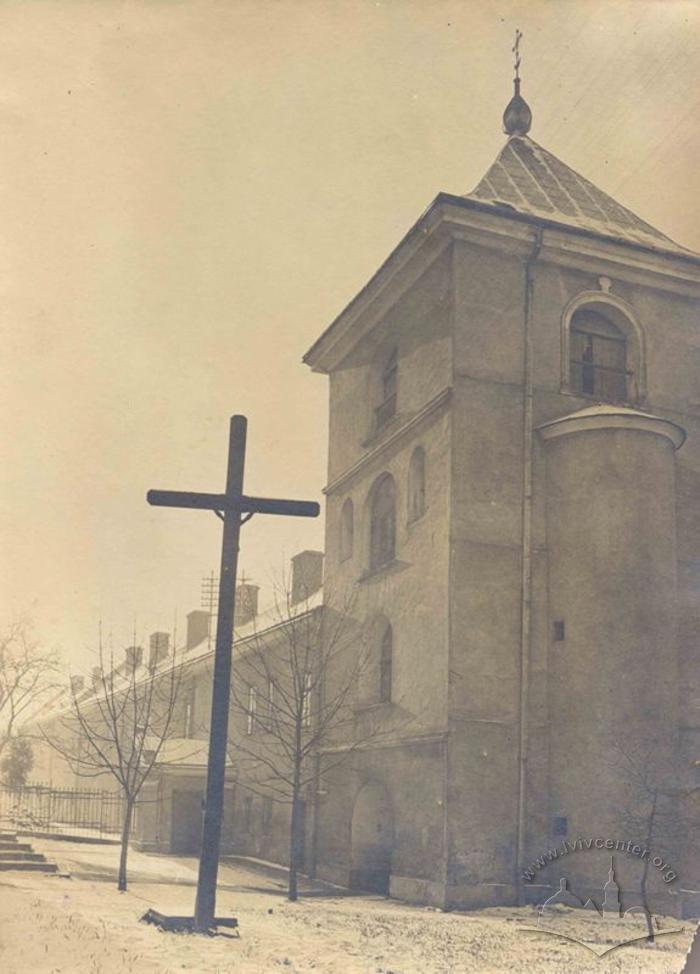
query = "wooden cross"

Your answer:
(147, 415), (319, 930)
